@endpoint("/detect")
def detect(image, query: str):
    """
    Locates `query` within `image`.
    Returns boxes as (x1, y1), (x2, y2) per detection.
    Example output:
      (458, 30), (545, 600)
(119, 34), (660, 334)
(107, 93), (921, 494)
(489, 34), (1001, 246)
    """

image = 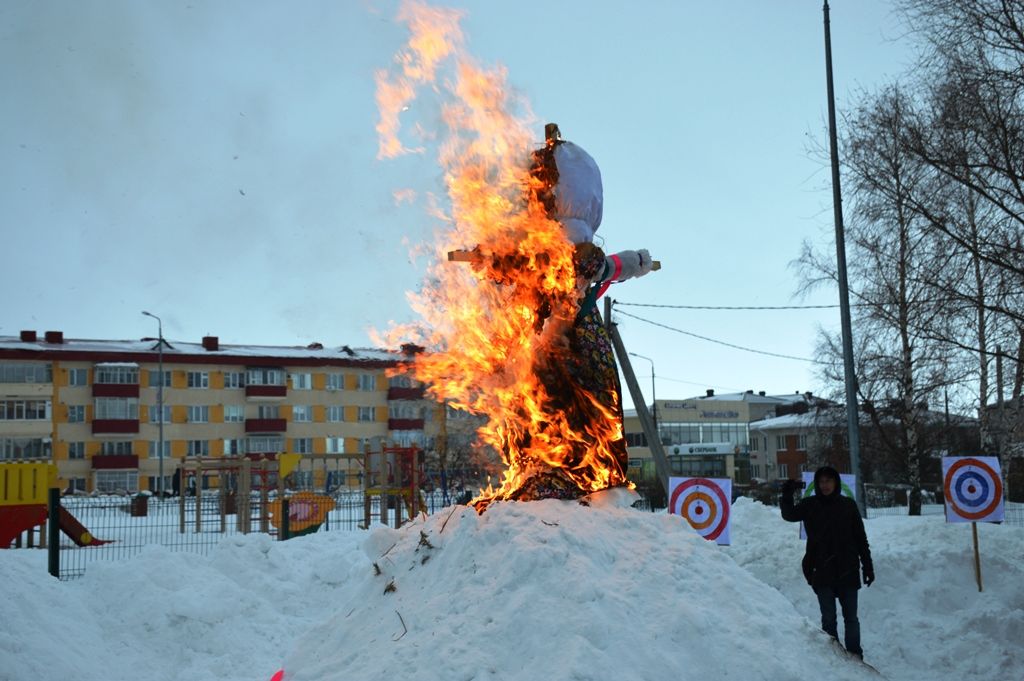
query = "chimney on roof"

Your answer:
(758, 391), (766, 396)
(706, 389), (715, 397)
(201, 336), (219, 351)
(401, 343), (425, 355)
(20, 330), (37, 342)
(44, 331), (63, 344)
(307, 342), (323, 350)
(746, 389), (753, 394)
